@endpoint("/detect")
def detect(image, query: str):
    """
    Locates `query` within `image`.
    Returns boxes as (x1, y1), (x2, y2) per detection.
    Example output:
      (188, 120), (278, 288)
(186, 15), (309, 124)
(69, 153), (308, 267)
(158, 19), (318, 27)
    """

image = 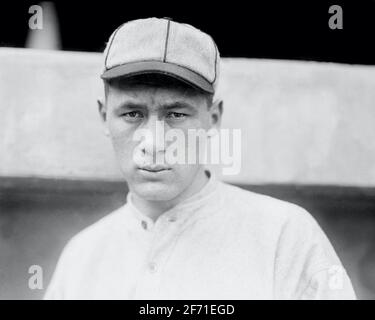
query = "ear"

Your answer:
(97, 98), (110, 137)
(208, 99), (223, 130)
